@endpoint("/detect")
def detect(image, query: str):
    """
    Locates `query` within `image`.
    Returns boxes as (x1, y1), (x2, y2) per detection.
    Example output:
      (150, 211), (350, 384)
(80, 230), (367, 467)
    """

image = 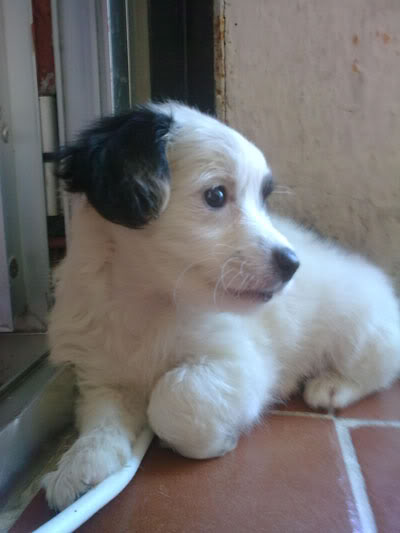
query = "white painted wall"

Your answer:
(222, 0), (400, 289)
